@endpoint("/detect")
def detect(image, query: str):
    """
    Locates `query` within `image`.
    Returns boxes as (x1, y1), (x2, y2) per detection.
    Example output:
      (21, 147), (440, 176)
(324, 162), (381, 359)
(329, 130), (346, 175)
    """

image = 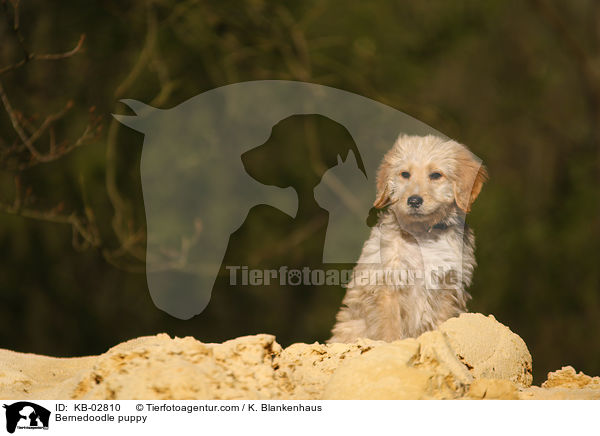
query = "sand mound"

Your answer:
(0, 313), (597, 399)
